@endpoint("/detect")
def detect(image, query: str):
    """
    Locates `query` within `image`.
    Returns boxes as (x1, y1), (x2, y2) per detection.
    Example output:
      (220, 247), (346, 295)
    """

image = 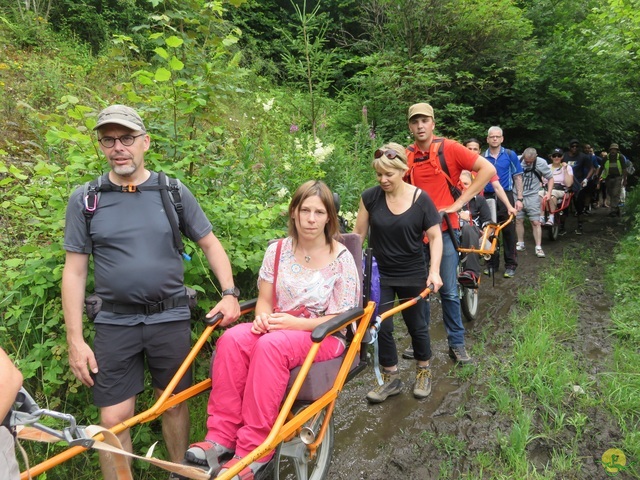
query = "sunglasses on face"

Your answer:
(551, 153), (563, 158)
(374, 149), (399, 159)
